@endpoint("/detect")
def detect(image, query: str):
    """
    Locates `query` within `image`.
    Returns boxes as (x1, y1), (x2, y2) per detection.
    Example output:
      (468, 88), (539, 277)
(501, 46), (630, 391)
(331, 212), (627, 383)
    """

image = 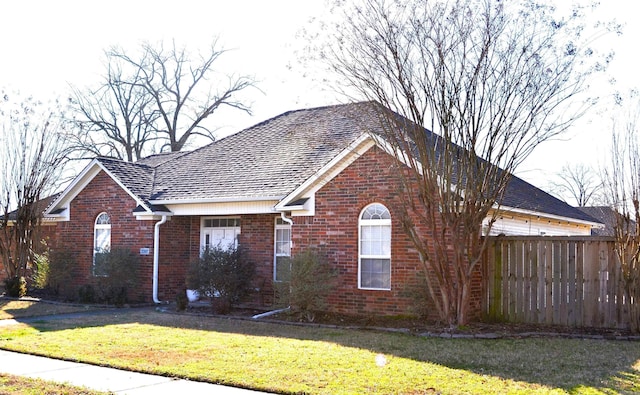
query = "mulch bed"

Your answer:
(183, 303), (639, 340)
